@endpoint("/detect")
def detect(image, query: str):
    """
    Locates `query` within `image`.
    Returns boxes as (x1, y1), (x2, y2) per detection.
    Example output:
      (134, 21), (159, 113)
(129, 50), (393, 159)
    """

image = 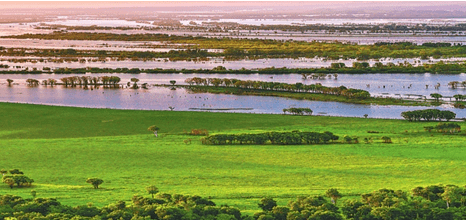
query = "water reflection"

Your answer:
(2, 72), (466, 97)
(0, 83), (463, 119)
